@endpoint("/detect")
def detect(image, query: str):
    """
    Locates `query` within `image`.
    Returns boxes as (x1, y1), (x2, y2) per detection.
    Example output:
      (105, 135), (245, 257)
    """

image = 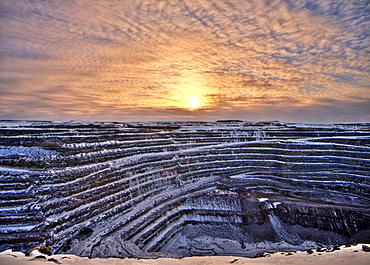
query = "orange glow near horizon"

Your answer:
(162, 71), (211, 111)
(185, 95), (203, 110)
